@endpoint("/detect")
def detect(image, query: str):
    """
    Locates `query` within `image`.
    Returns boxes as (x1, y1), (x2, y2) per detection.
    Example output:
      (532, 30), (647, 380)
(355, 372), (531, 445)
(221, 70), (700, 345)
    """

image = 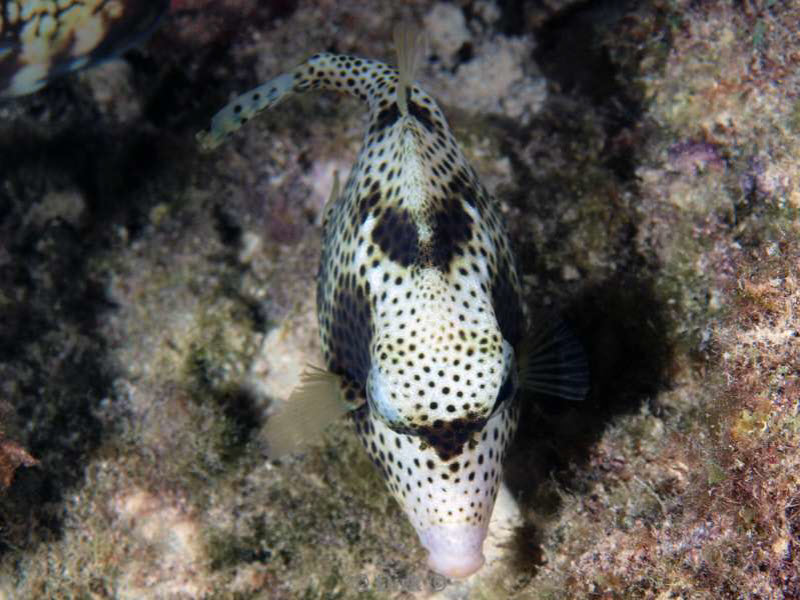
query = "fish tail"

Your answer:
(292, 53), (395, 108)
(196, 70), (295, 151)
(197, 52), (402, 151)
